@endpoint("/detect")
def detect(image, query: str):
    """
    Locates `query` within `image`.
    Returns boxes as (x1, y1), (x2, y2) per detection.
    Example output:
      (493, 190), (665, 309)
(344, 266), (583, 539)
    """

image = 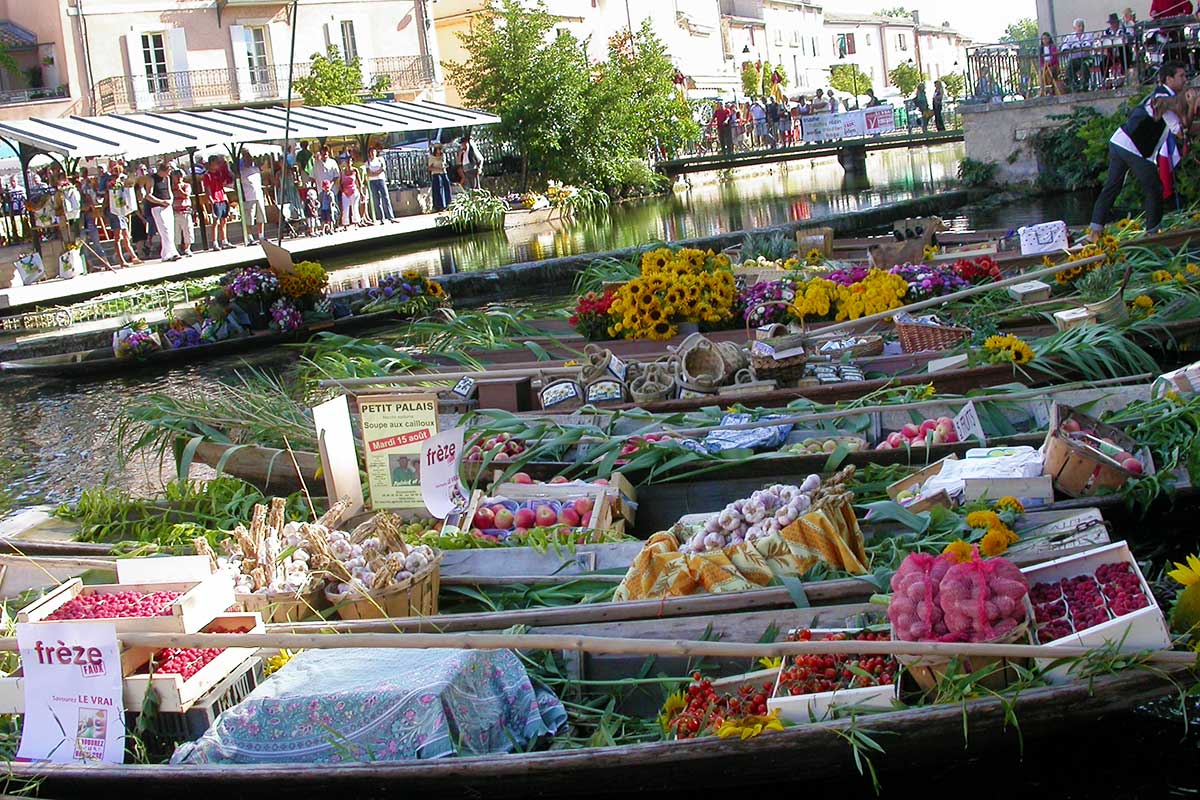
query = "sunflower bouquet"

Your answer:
(278, 260), (329, 307)
(606, 247), (737, 341)
(362, 268), (449, 312)
(982, 334), (1035, 366)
